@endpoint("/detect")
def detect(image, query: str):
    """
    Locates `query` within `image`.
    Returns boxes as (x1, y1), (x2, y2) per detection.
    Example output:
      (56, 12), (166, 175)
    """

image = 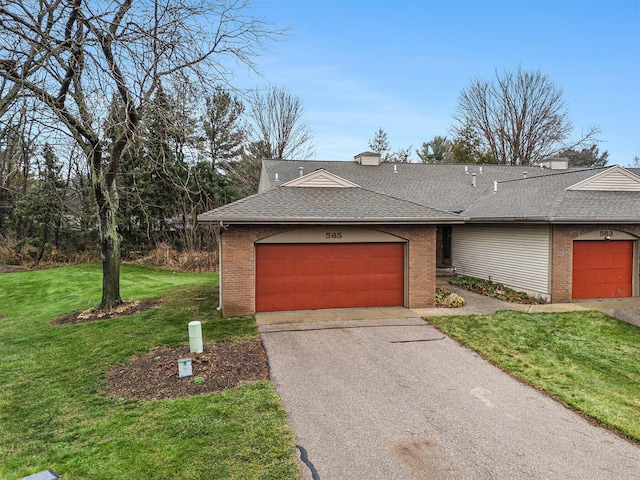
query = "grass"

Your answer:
(0, 264), (300, 479)
(427, 310), (640, 442)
